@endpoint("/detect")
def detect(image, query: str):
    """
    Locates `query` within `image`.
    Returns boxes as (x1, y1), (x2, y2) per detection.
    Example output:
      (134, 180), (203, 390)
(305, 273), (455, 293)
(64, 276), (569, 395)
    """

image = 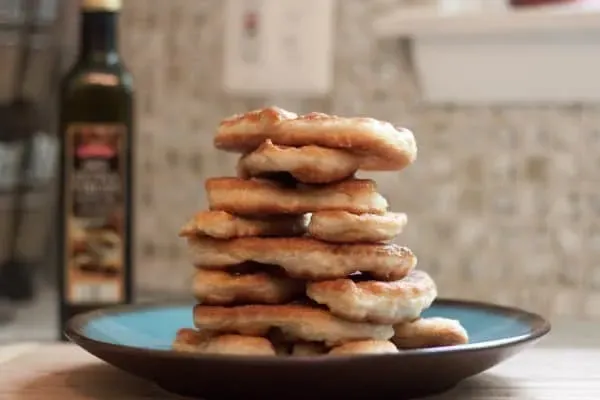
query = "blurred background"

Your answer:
(0, 0), (599, 342)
